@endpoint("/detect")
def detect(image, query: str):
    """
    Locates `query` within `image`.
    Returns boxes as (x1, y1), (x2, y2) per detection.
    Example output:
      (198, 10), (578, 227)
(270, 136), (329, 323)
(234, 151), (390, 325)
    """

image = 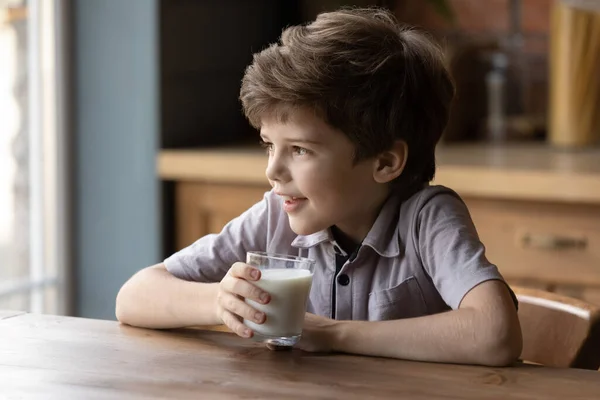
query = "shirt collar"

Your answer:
(361, 192), (402, 257)
(291, 192), (403, 258)
(291, 228), (332, 249)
